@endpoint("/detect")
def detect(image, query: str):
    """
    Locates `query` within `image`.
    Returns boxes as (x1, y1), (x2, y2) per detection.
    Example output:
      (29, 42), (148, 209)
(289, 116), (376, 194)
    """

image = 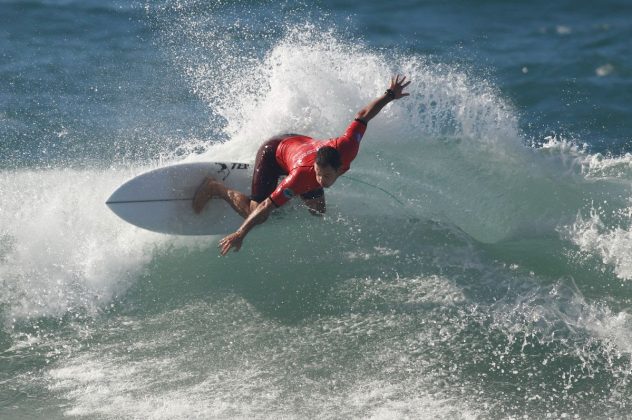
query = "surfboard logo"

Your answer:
(215, 163), (230, 181)
(283, 188), (295, 198)
(214, 162), (250, 181)
(230, 163), (249, 170)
